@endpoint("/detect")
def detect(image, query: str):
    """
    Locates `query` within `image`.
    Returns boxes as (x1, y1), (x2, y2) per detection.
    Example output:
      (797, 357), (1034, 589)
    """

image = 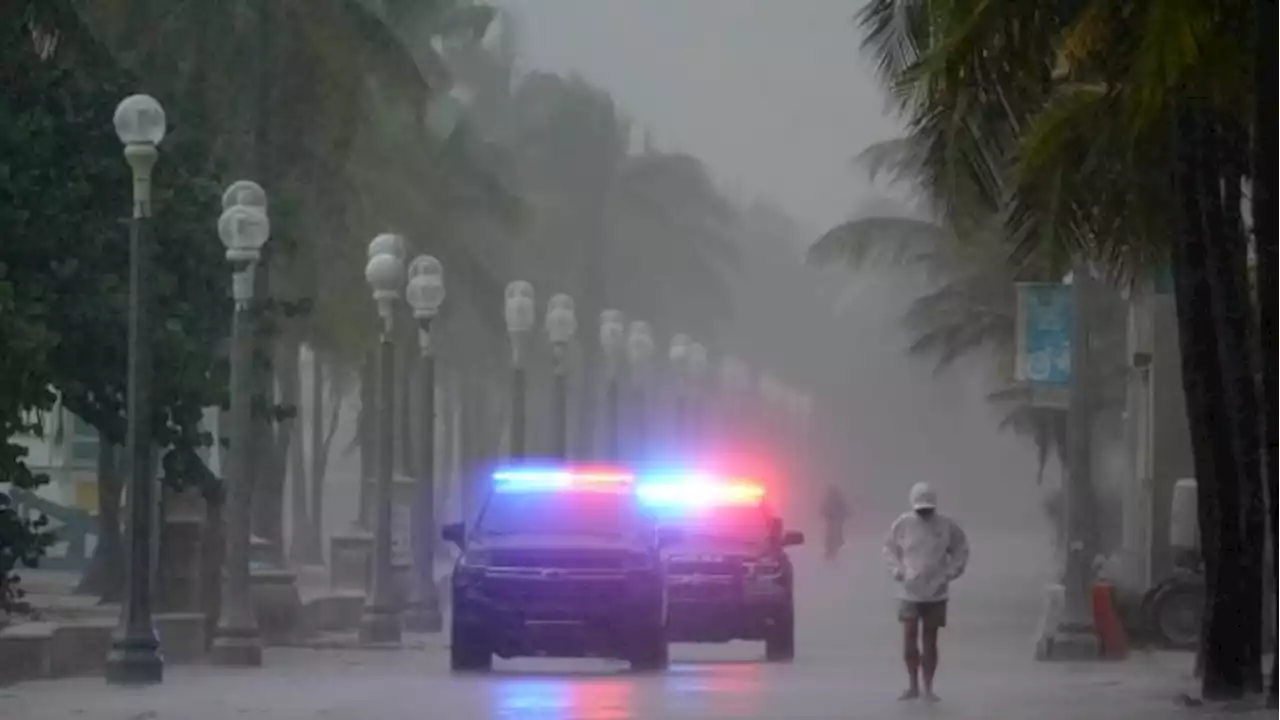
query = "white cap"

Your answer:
(910, 482), (937, 510)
